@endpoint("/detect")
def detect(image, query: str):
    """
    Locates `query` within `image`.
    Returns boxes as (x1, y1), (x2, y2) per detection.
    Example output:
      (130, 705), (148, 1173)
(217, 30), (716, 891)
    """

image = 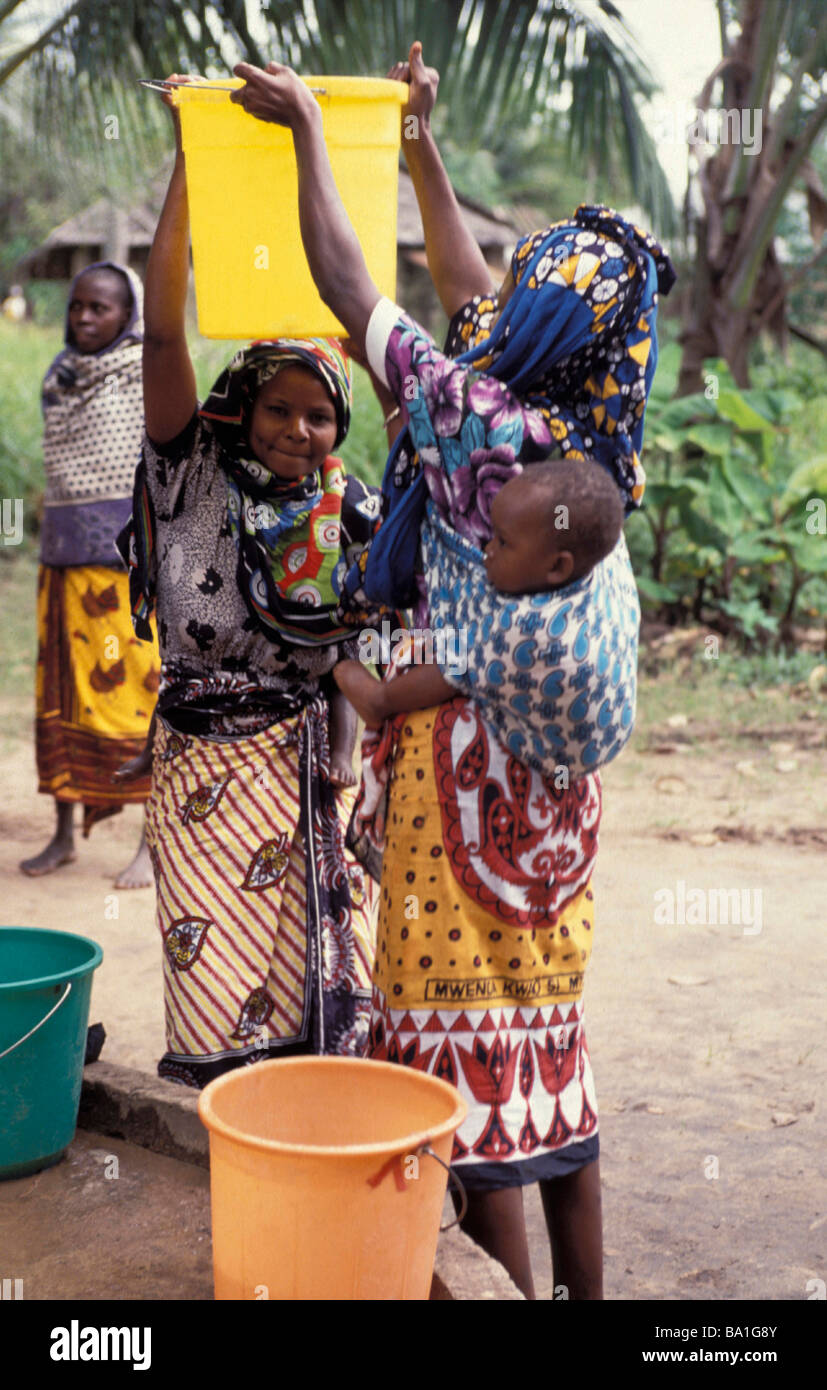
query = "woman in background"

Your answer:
(20, 262), (157, 889)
